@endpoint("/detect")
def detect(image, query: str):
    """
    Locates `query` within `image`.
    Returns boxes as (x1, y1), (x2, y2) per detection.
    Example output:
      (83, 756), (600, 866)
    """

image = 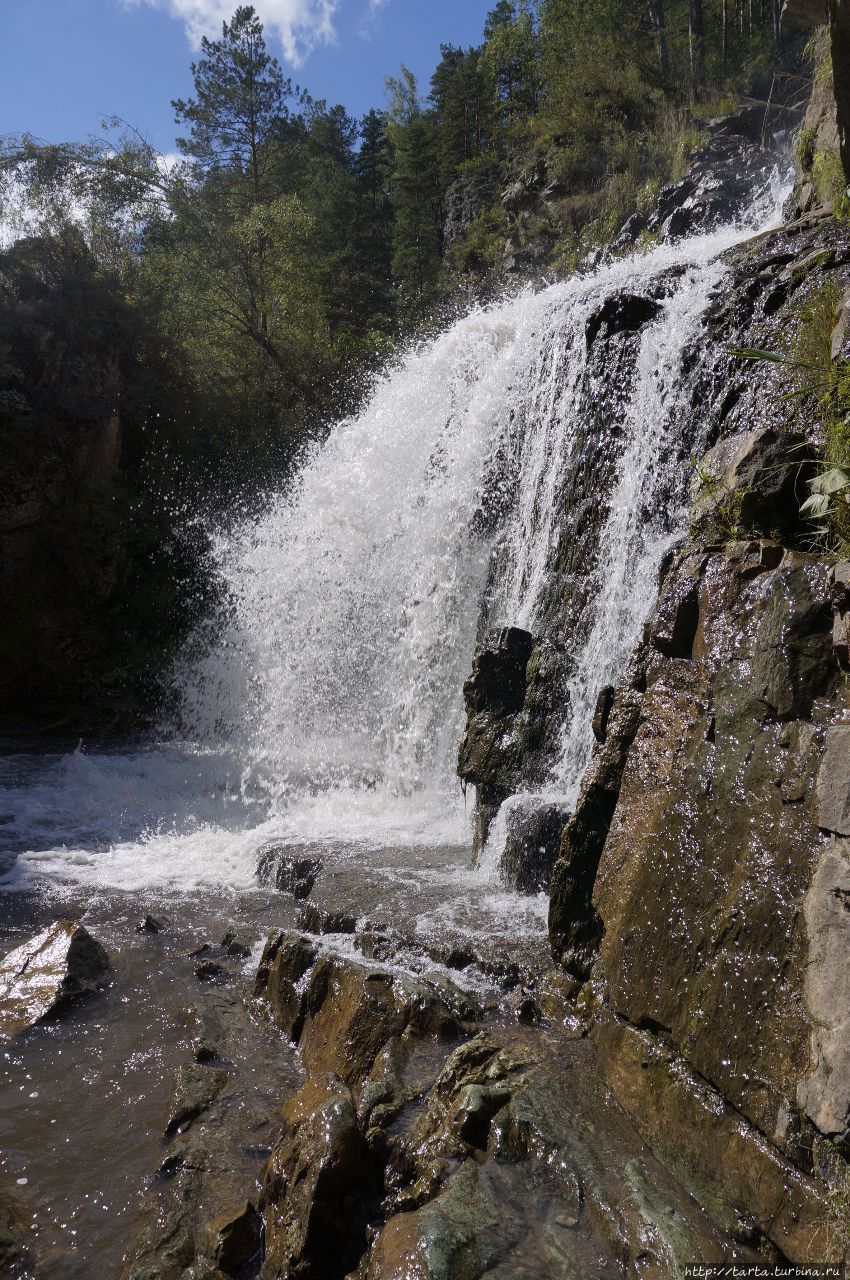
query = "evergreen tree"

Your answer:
(172, 4), (288, 209)
(385, 70), (443, 302)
